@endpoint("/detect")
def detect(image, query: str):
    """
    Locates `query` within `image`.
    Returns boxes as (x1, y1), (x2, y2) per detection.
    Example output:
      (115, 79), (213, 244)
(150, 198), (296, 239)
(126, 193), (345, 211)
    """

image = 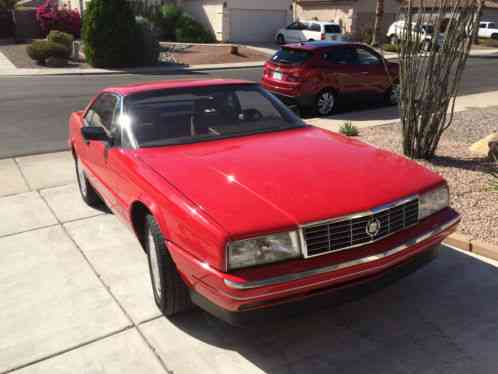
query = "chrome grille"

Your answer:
(302, 198), (419, 257)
